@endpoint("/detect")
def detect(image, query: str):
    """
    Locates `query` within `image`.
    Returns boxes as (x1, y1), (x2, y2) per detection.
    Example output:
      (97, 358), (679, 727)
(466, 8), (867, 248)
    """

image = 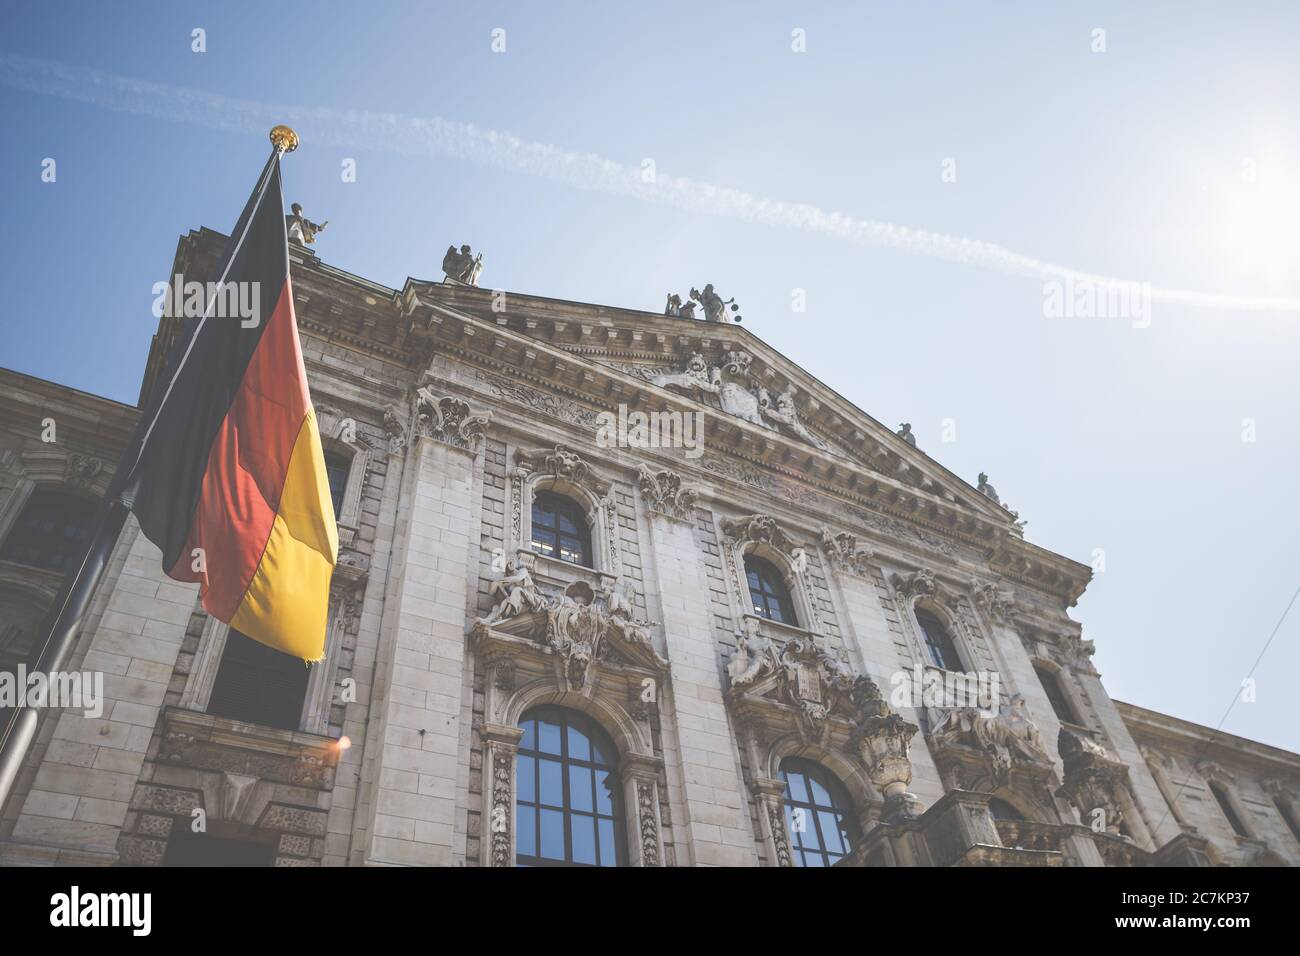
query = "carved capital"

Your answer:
(638, 465), (699, 521)
(970, 579), (1015, 622)
(413, 385), (491, 450)
(819, 526), (873, 576)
